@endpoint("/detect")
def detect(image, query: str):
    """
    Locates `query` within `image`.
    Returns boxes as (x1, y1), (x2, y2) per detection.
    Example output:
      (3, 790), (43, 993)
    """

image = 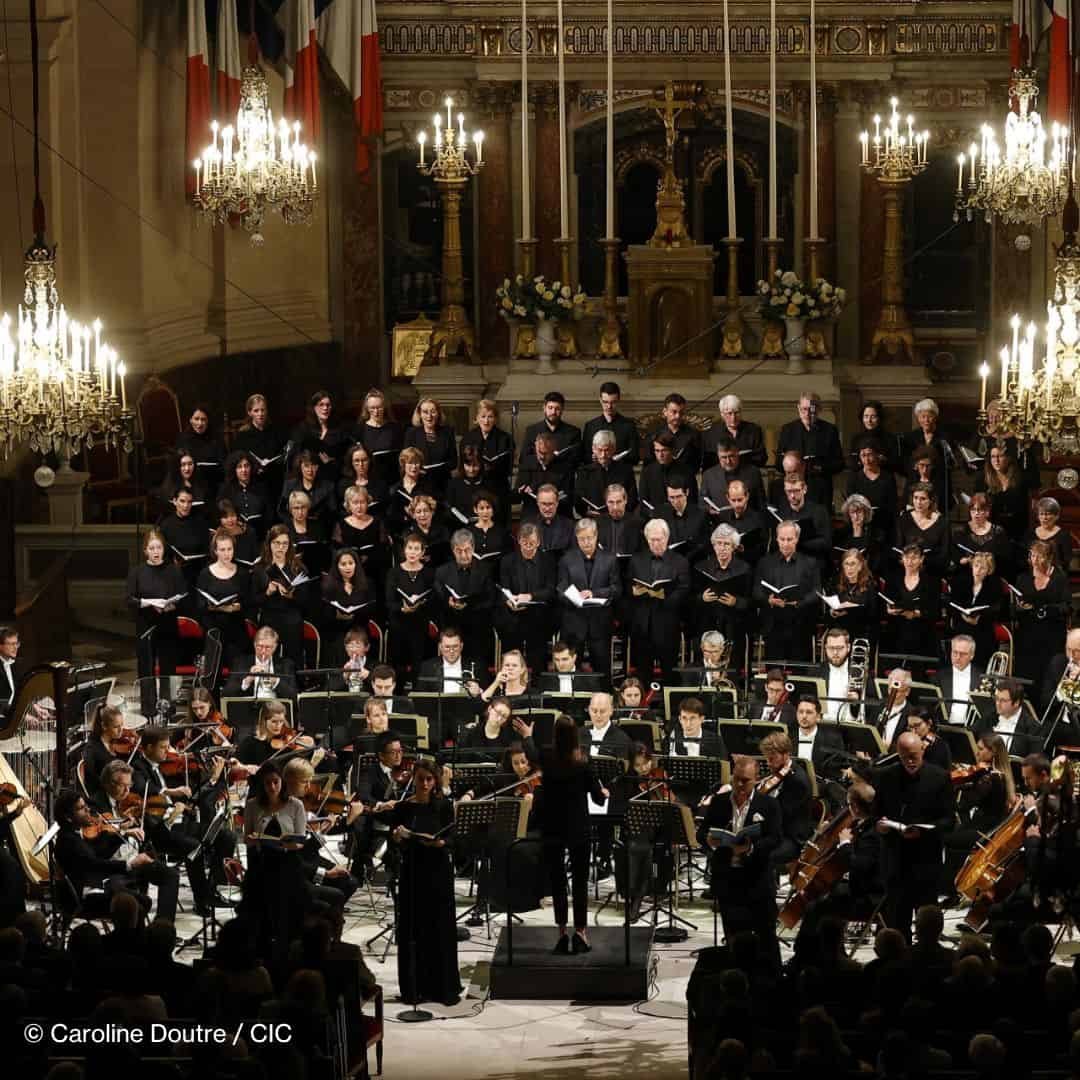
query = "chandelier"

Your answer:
(955, 69), (1067, 227)
(191, 64), (318, 247)
(0, 0), (130, 460)
(858, 97), (930, 180)
(977, 200), (1080, 456)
